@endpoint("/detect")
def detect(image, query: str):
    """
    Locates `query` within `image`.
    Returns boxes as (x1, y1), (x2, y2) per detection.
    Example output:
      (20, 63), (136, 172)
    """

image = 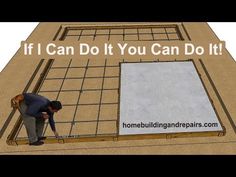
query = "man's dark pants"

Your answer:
(19, 101), (45, 143)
